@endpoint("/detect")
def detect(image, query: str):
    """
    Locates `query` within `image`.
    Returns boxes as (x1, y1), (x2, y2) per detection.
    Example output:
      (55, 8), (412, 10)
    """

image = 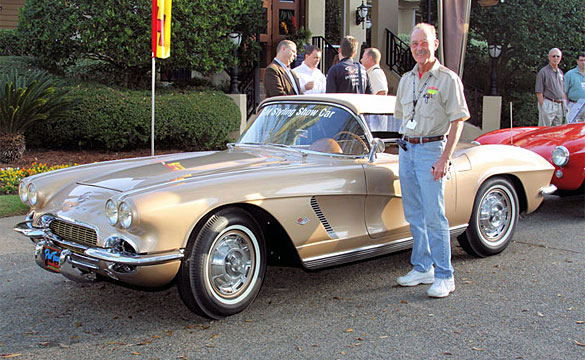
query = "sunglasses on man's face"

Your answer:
(551, 55), (561, 58)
